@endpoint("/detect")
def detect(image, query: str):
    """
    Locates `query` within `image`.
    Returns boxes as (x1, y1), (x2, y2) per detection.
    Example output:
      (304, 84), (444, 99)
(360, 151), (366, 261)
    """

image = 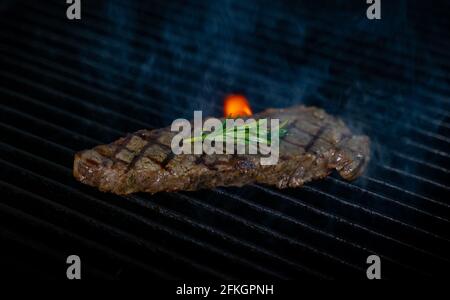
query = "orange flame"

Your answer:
(223, 94), (253, 118)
